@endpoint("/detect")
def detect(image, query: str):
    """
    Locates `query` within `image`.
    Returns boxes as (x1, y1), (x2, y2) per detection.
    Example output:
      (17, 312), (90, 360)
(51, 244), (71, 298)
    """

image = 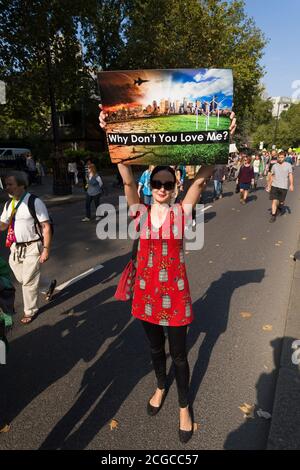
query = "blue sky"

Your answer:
(244, 0), (300, 97)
